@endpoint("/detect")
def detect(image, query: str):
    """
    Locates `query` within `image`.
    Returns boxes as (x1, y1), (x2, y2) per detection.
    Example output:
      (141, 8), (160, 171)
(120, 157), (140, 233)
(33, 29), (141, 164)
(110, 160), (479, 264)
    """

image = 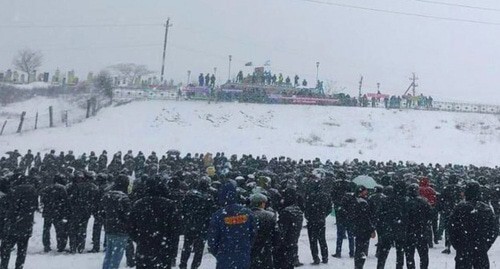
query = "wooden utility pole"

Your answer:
(160, 18), (173, 83)
(410, 73), (418, 96)
(358, 75), (363, 99)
